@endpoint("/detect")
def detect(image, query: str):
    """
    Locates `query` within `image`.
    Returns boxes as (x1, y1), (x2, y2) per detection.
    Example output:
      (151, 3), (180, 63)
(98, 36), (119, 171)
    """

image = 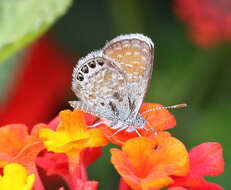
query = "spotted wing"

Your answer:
(71, 50), (130, 123)
(103, 34), (154, 119)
